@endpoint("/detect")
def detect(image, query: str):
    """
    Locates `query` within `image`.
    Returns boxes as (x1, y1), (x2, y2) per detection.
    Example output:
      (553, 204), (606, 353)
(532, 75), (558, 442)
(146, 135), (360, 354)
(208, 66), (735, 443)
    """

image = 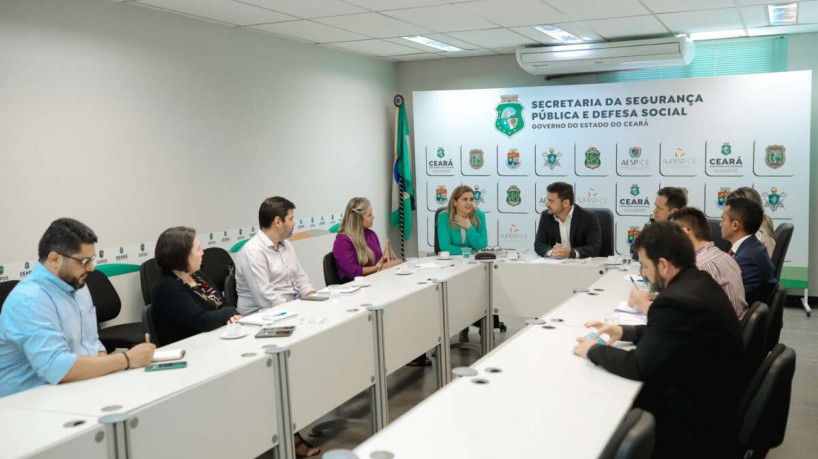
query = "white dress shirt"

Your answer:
(547, 205), (579, 258)
(730, 234), (752, 256)
(235, 231), (314, 315)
